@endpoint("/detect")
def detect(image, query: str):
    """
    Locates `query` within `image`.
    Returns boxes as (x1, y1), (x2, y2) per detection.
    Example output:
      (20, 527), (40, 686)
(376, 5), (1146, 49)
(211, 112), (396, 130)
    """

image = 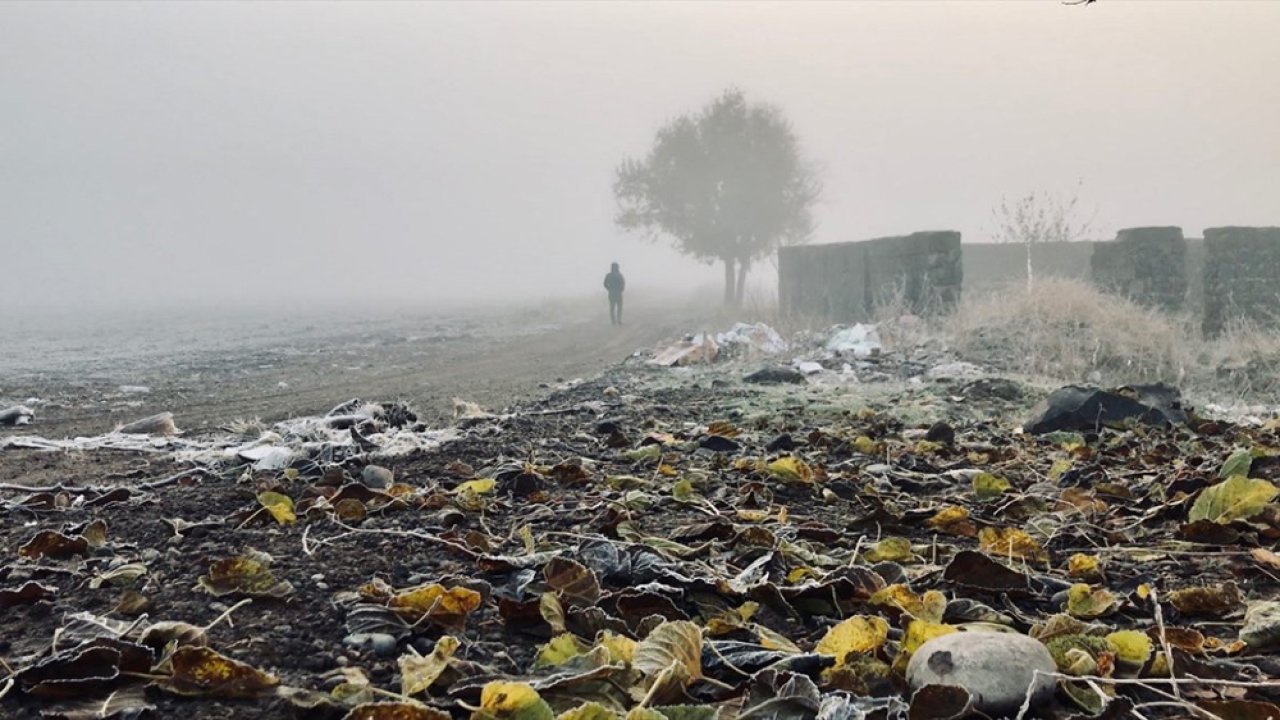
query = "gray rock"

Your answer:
(744, 365), (805, 385)
(360, 465), (393, 489)
(343, 632), (398, 658)
(906, 632), (1056, 715)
